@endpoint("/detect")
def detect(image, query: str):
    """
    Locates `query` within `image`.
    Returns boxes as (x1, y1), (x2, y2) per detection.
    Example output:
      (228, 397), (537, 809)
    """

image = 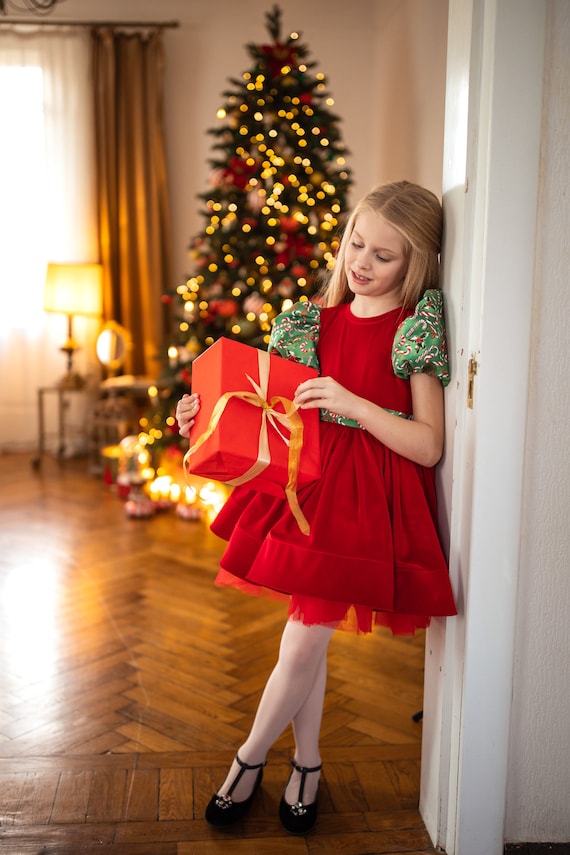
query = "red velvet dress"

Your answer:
(210, 294), (457, 635)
